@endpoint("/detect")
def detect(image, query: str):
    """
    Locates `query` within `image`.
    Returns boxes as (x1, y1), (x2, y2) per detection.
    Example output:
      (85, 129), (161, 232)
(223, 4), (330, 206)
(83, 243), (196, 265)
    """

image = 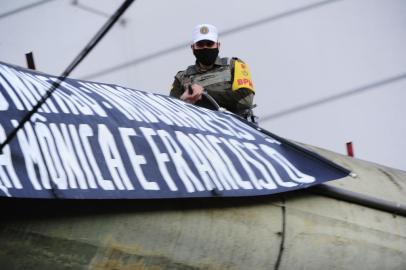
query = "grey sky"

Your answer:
(0, 0), (405, 170)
